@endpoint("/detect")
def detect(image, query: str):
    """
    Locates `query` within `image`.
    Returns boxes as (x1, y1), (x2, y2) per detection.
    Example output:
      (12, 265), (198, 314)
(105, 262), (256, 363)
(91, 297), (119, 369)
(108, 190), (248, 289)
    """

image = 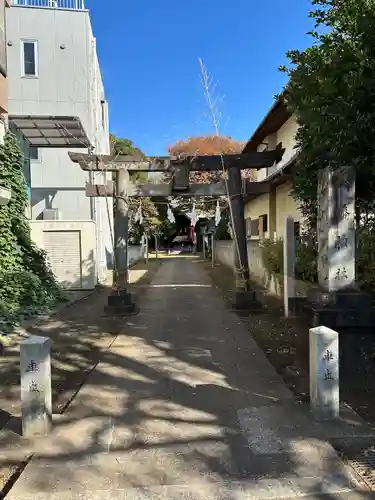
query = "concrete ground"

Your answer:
(4, 257), (375, 499)
(0, 261), (158, 421)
